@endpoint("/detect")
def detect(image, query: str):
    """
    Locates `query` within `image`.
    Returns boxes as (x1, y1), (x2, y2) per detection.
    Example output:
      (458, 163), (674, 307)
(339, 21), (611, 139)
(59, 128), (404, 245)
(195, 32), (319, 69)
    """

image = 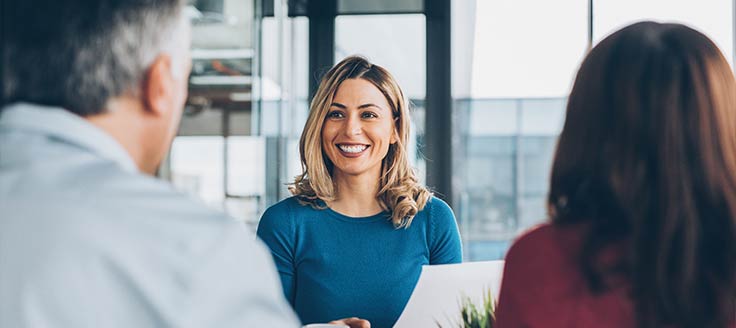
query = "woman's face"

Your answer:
(321, 78), (397, 181)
